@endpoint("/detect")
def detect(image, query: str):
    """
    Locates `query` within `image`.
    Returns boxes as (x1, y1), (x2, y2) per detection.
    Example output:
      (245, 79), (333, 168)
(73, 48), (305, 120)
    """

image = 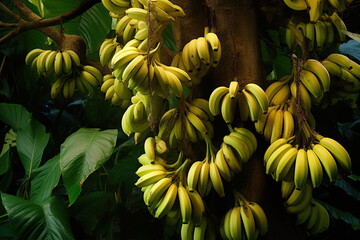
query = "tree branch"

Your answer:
(0, 0), (100, 45)
(0, 2), (21, 20)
